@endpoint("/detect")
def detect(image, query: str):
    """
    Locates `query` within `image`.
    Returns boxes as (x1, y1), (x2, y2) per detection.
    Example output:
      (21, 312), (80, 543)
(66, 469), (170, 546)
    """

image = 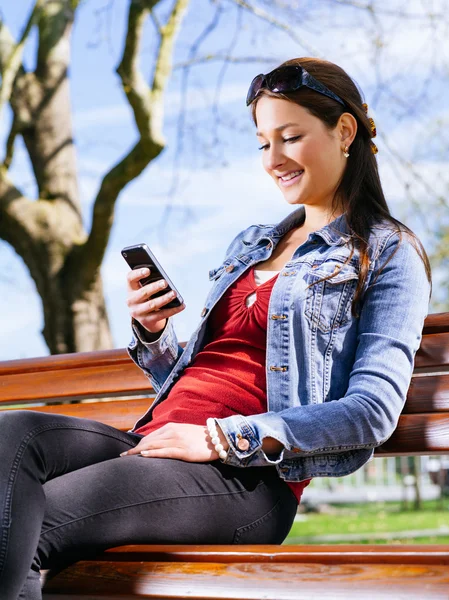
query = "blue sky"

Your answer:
(0, 0), (447, 359)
